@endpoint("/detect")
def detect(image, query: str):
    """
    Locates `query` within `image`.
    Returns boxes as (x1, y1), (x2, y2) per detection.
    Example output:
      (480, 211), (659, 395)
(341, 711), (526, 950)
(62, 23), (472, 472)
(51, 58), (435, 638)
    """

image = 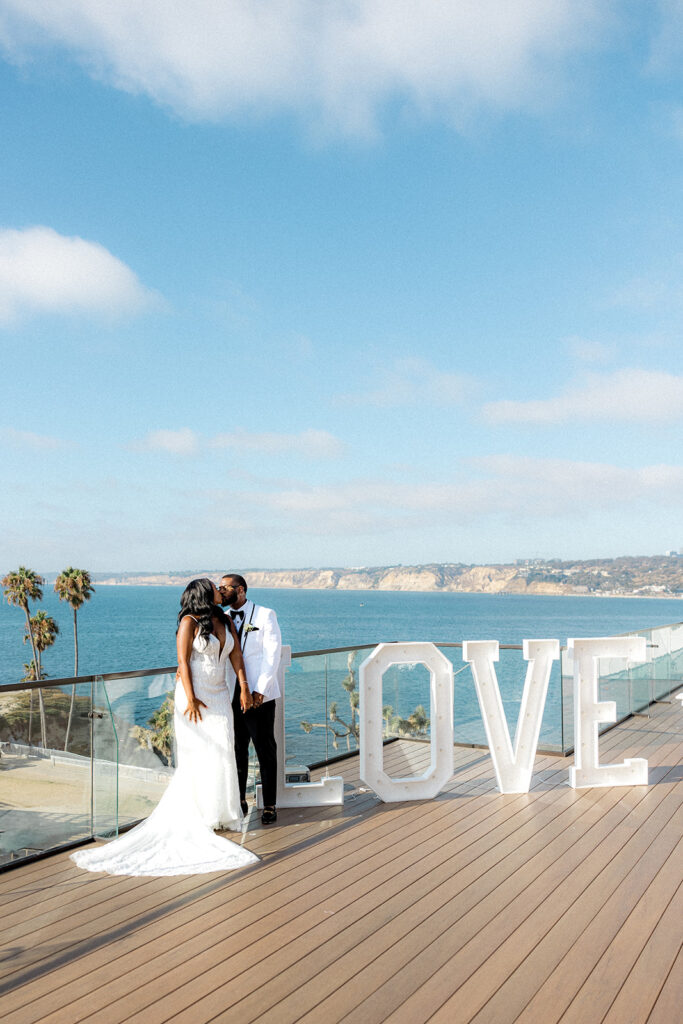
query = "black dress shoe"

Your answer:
(240, 800), (249, 816)
(261, 807), (277, 825)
